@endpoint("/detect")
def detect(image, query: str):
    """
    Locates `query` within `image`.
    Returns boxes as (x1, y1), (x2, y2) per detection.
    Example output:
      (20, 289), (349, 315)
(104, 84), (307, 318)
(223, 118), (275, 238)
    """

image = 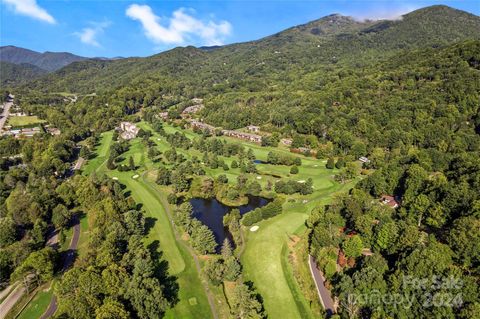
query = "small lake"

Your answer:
(190, 195), (270, 246)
